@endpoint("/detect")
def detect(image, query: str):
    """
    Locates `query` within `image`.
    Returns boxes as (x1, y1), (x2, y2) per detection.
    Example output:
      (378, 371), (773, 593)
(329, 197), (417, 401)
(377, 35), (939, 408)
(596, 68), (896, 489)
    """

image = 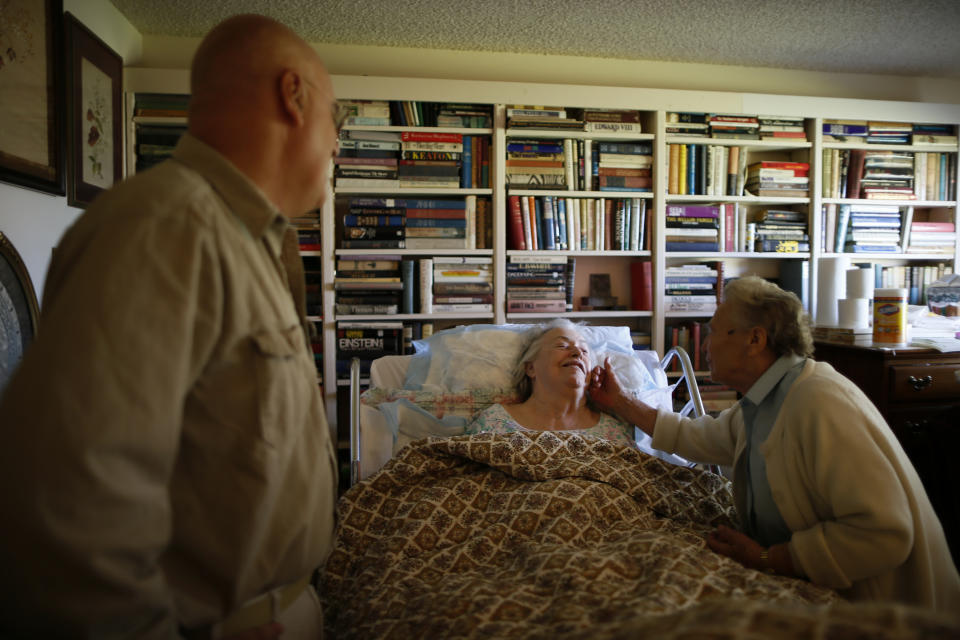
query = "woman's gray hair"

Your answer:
(722, 275), (813, 358)
(512, 318), (592, 401)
